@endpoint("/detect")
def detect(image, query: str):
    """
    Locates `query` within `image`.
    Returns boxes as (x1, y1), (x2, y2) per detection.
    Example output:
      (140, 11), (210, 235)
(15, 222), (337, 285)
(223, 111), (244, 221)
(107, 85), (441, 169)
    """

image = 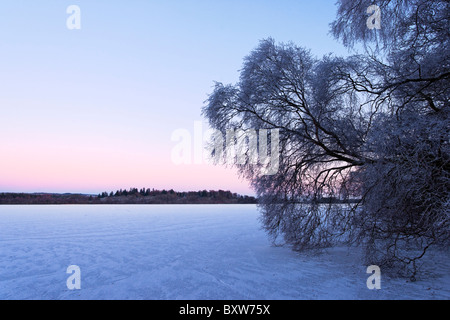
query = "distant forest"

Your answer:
(0, 188), (257, 205)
